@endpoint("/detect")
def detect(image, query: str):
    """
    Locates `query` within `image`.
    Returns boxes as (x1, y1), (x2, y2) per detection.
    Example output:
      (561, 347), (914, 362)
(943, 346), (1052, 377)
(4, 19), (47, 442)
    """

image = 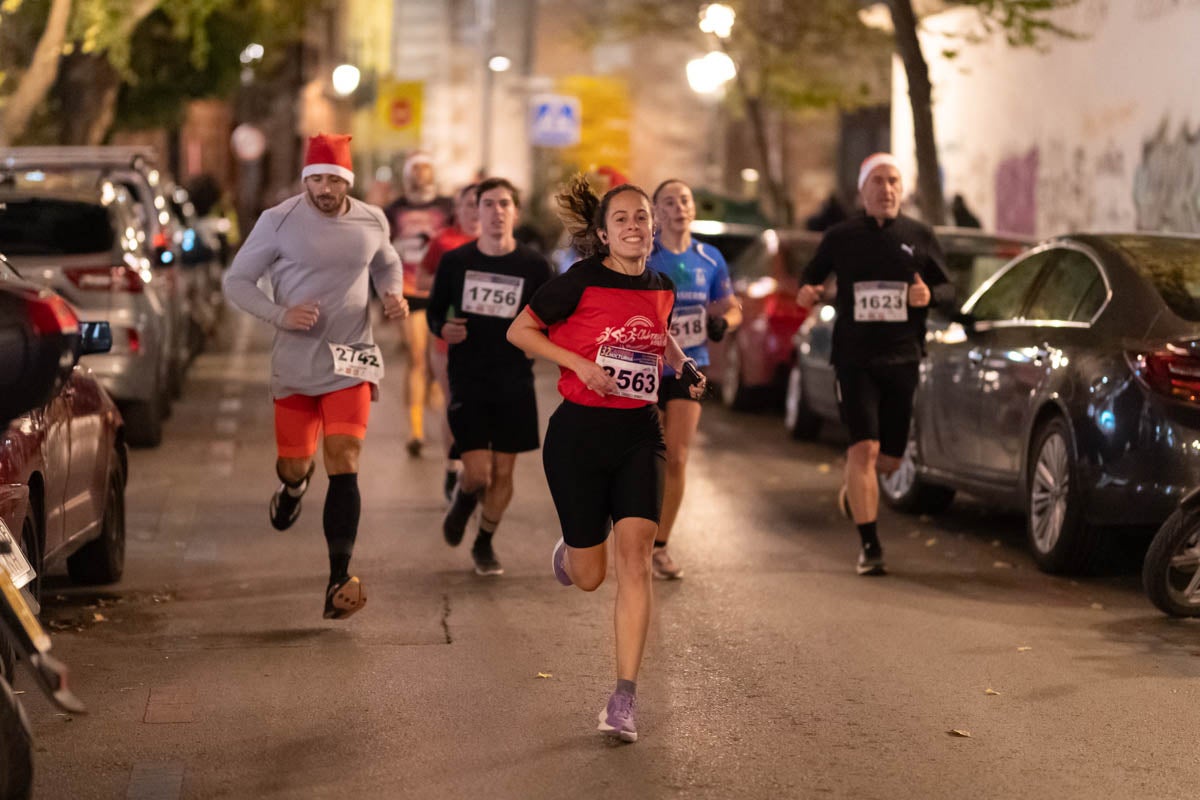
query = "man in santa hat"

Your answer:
(796, 152), (954, 577)
(224, 132), (409, 620)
